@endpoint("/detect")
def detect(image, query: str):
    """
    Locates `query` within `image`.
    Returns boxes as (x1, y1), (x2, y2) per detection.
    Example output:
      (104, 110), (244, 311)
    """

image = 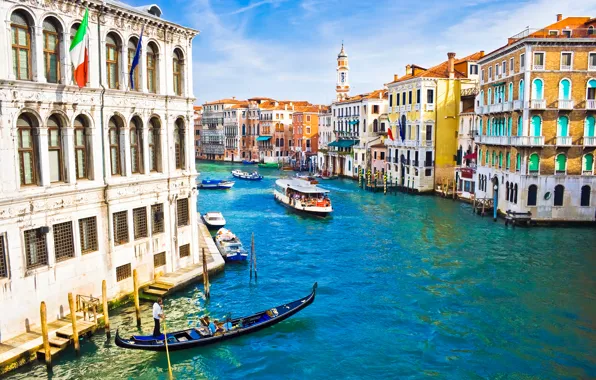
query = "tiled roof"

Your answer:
(193, 105), (203, 111)
(338, 89), (387, 103)
(203, 98), (246, 105)
(387, 51), (483, 85)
